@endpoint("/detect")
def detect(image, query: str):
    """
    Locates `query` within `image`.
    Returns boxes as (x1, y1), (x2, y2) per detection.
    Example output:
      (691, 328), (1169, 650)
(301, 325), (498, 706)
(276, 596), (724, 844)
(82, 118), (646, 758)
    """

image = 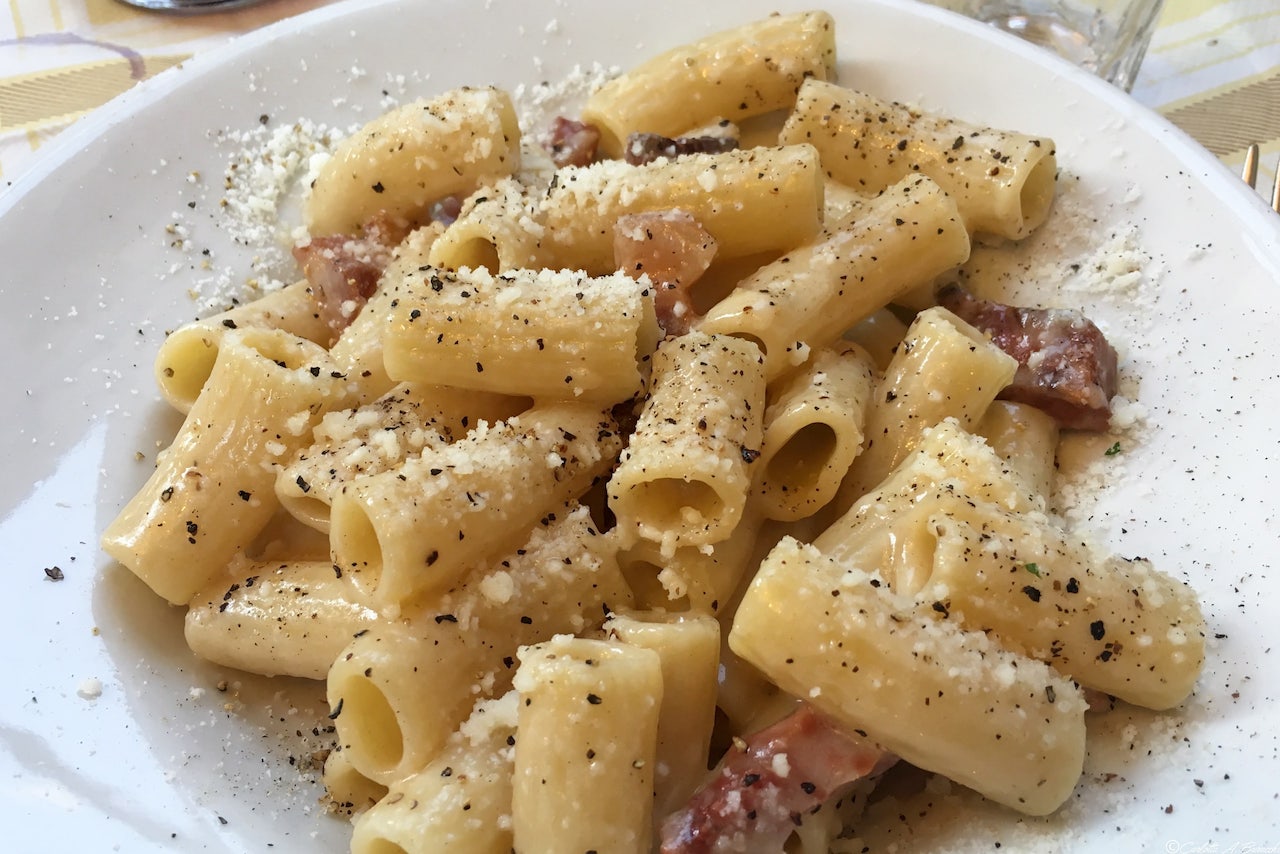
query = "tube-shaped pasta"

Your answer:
(185, 558), (377, 679)
(755, 343), (877, 521)
(715, 641), (797, 740)
(822, 486), (969, 596)
(252, 506), (332, 562)
(975, 400), (1059, 505)
(427, 178), (544, 272)
(729, 537), (1087, 816)
(843, 308), (909, 371)
(604, 612), (720, 819)
(815, 419), (1032, 592)
(836, 306), (1017, 505)
(102, 329), (349, 605)
(512, 635), (663, 854)
(323, 748), (388, 819)
(920, 503), (1206, 710)
(330, 402), (621, 608)
(608, 333), (765, 553)
(842, 418), (1031, 515)
(350, 694), (519, 854)
(822, 179), (868, 228)
(616, 504), (765, 614)
(155, 280), (329, 414)
(699, 175), (971, 381)
(582, 12), (835, 157)
(537, 145), (824, 275)
(780, 79), (1058, 240)
(324, 224), (443, 406)
(382, 266), (658, 403)
(327, 505), (632, 785)
(307, 88), (521, 235)
(275, 383), (527, 533)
